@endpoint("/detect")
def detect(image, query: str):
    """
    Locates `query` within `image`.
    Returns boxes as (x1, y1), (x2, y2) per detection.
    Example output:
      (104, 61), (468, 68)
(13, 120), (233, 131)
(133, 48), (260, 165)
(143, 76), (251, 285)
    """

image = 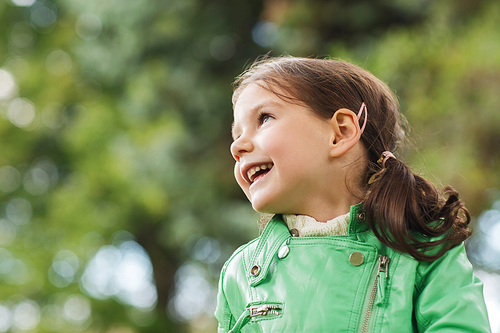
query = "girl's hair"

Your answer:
(233, 56), (471, 262)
